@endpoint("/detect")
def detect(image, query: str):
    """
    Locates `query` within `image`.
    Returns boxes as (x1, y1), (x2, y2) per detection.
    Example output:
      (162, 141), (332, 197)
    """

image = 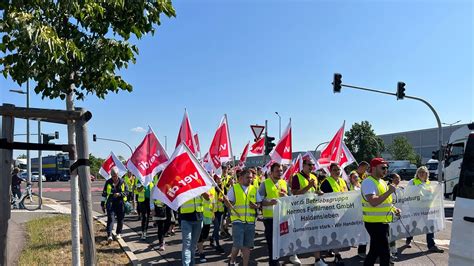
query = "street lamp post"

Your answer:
(314, 141), (330, 154)
(10, 81), (30, 182)
(275, 112), (281, 139)
(442, 120), (461, 143)
(92, 134), (134, 155)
